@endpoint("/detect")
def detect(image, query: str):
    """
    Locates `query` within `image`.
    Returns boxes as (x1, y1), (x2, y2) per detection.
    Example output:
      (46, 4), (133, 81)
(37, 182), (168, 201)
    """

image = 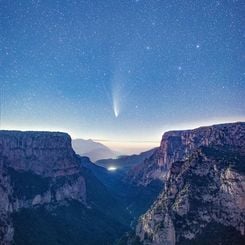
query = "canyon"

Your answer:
(0, 122), (244, 244)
